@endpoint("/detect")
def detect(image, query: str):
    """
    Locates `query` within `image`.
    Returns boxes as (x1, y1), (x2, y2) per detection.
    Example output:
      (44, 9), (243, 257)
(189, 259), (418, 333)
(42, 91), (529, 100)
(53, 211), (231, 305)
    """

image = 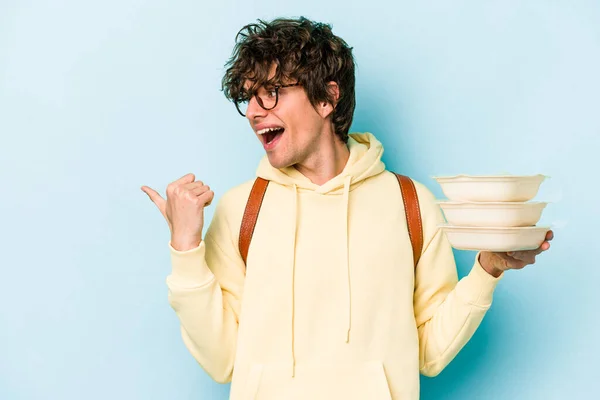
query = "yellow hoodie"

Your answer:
(166, 132), (502, 400)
